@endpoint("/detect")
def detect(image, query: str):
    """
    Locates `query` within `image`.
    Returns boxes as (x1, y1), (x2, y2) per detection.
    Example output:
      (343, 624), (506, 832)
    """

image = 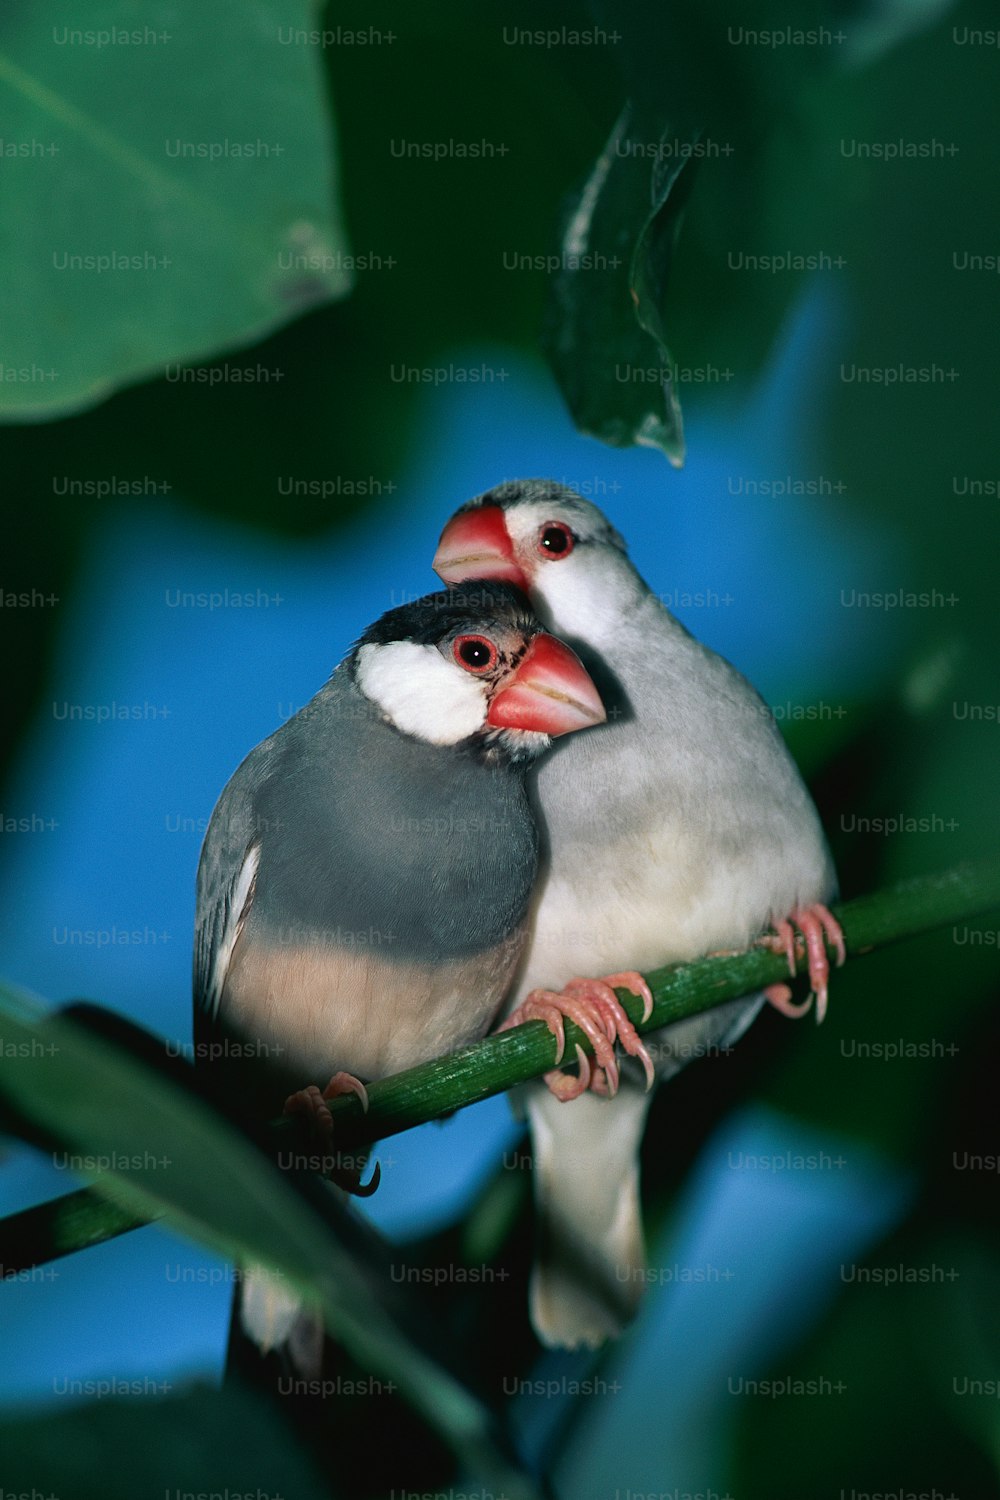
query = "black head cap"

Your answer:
(357, 581), (539, 653)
